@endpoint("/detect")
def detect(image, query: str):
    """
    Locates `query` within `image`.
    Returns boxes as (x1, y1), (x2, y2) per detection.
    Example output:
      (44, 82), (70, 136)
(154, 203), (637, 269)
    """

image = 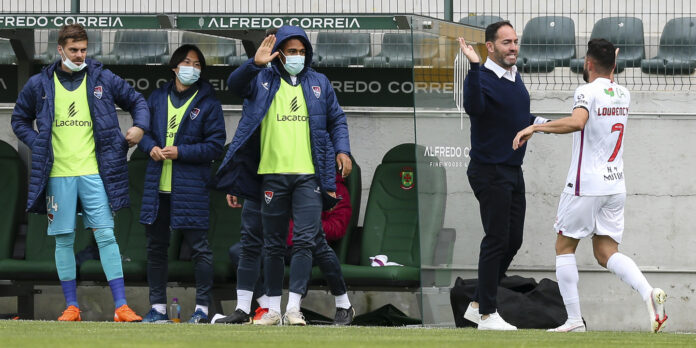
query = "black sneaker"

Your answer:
(214, 309), (252, 324)
(333, 306), (355, 325)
